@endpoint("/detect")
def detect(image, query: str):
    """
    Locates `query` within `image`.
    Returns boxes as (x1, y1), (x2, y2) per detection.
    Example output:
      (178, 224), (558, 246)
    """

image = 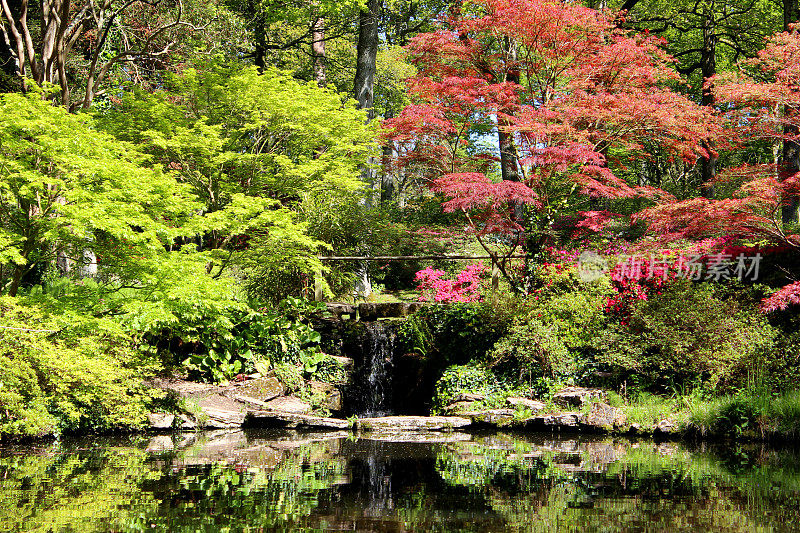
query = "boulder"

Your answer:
(462, 409), (517, 427)
(178, 414), (197, 430)
(309, 381), (342, 412)
(523, 412), (582, 429)
(263, 396), (312, 414)
(201, 406), (246, 428)
(245, 411), (350, 429)
(506, 397), (546, 411)
(552, 387), (607, 408)
(655, 419), (680, 436)
(329, 355), (355, 372)
(227, 376), (284, 403)
(456, 392), (485, 402)
(583, 402), (627, 431)
(148, 413), (175, 430)
(356, 416), (472, 432)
